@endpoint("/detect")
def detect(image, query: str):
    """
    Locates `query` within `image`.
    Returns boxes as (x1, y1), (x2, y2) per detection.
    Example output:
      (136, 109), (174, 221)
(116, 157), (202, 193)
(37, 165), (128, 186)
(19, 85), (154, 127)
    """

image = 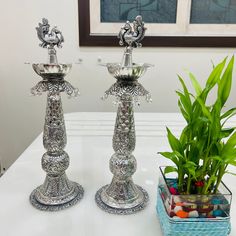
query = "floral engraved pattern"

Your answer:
(30, 77), (83, 211)
(96, 79), (150, 213)
(43, 92), (66, 153)
(42, 151), (69, 175)
(104, 81), (150, 99)
(113, 96), (135, 155)
(31, 80), (79, 98)
(110, 153), (136, 178)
